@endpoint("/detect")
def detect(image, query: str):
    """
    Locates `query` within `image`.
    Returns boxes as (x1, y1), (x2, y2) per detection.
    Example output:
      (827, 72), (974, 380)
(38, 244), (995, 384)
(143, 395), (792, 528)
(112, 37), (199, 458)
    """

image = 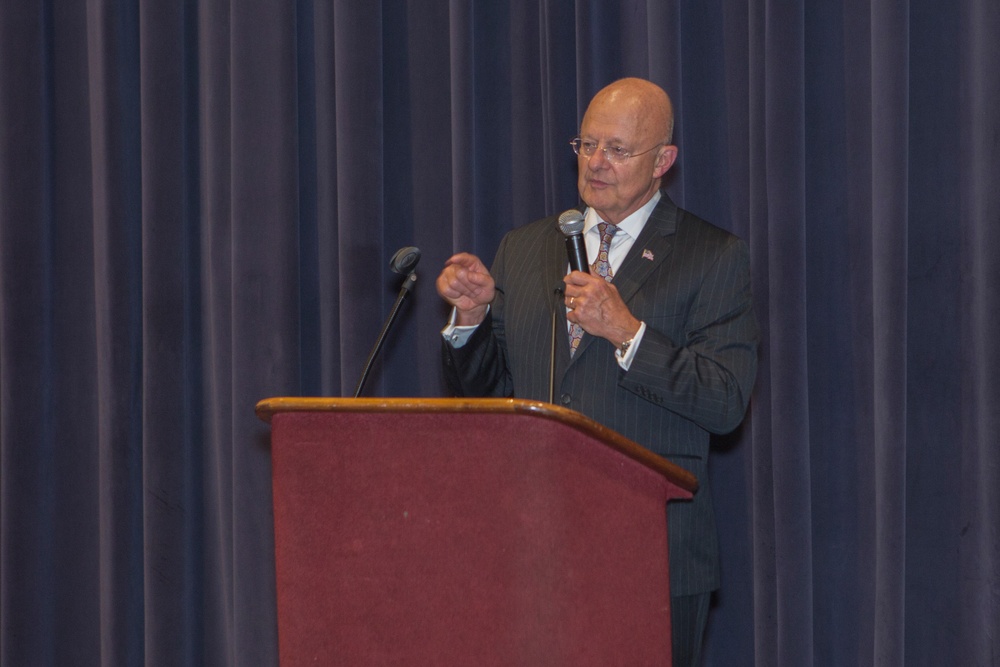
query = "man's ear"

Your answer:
(654, 145), (678, 178)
